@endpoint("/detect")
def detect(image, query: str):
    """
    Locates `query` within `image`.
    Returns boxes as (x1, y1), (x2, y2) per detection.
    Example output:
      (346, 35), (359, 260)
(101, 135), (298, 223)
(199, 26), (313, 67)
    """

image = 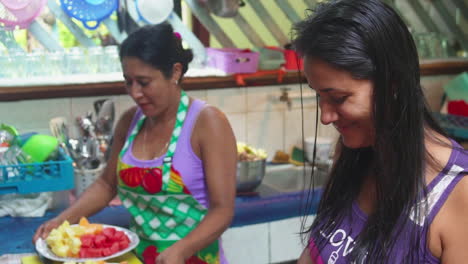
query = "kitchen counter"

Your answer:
(0, 186), (322, 255)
